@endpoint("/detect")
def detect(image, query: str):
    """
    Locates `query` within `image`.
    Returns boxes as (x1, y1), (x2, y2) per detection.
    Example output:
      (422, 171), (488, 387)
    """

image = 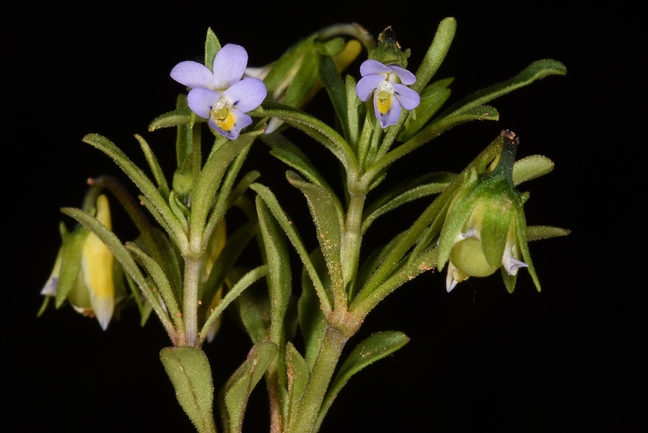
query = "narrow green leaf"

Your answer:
(204, 142), (255, 243)
(200, 265), (268, 346)
(219, 341), (278, 433)
(412, 17), (457, 93)
(235, 269), (271, 344)
(251, 184), (332, 316)
(257, 101), (357, 172)
(134, 134), (170, 198)
(362, 172), (456, 234)
(439, 59), (567, 120)
(204, 28), (221, 69)
(316, 331), (410, 429)
(399, 80), (452, 142)
(126, 243), (183, 331)
(262, 131), (330, 188)
(148, 107), (194, 131)
(200, 222), (256, 320)
(513, 155), (554, 185)
(285, 342), (309, 425)
(353, 232), (406, 300)
(298, 249), (330, 370)
(365, 105), (499, 184)
(257, 198), (291, 344)
(190, 131), (259, 243)
(160, 347), (216, 433)
(286, 171), (345, 296)
(526, 225), (570, 241)
(82, 134), (187, 250)
(319, 54), (349, 139)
